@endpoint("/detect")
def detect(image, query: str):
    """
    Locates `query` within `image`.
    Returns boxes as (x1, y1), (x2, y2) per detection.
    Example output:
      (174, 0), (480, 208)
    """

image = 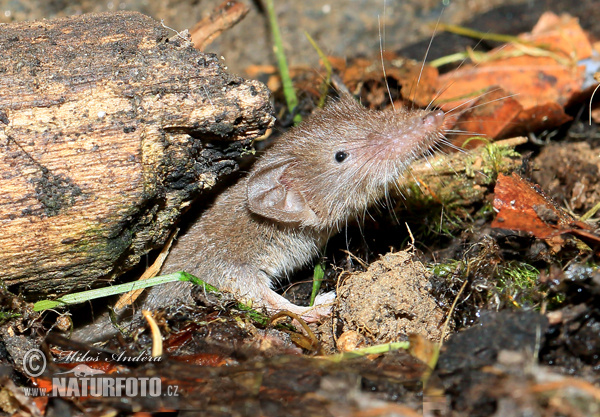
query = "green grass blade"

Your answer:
(265, 0), (301, 124)
(33, 272), (215, 311)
